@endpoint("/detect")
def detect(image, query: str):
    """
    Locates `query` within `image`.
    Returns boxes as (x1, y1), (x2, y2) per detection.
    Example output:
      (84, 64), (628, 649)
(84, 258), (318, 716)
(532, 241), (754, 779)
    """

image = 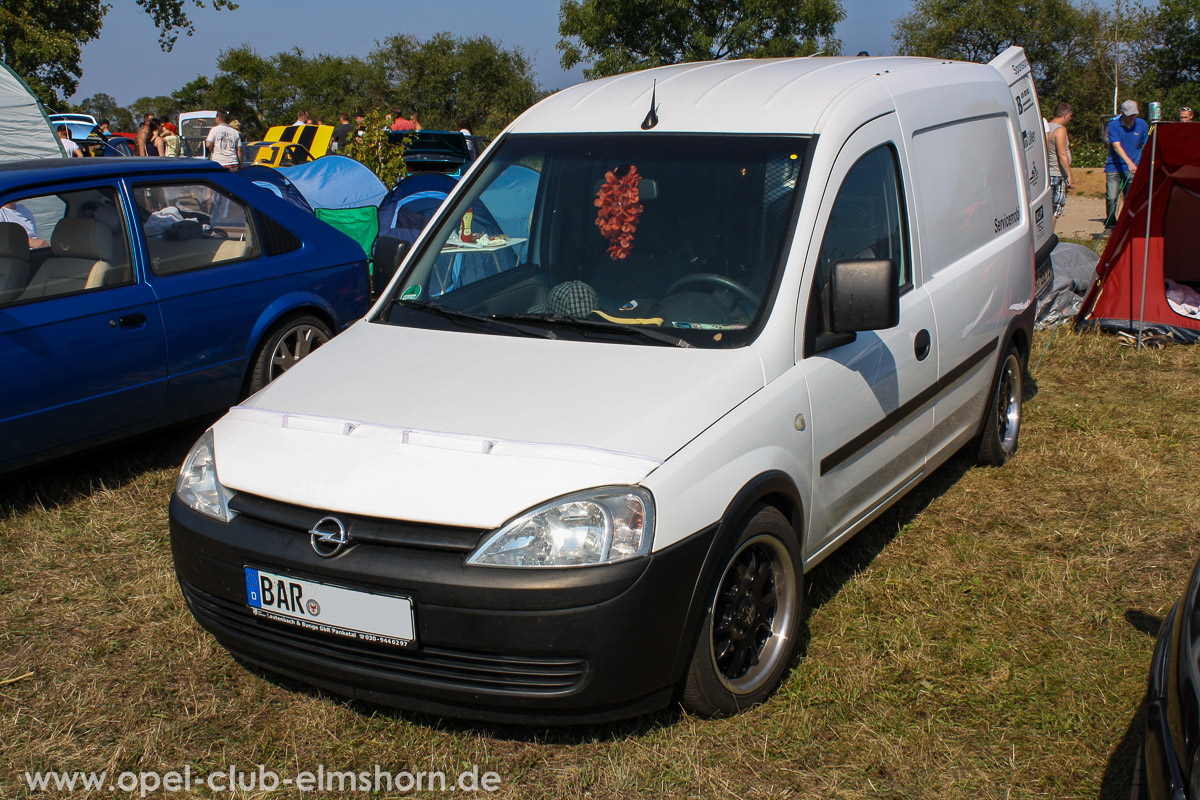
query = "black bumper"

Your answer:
(169, 495), (717, 724)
